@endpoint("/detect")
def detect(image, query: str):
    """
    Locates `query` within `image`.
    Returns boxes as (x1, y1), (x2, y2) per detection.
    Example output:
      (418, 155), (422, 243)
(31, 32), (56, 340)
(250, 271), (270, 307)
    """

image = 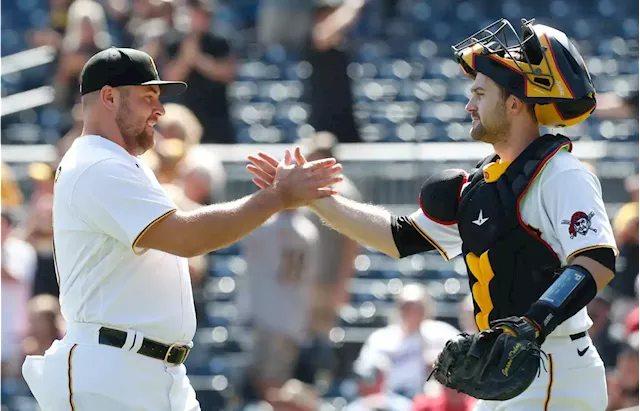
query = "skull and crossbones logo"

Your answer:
(562, 211), (597, 239)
